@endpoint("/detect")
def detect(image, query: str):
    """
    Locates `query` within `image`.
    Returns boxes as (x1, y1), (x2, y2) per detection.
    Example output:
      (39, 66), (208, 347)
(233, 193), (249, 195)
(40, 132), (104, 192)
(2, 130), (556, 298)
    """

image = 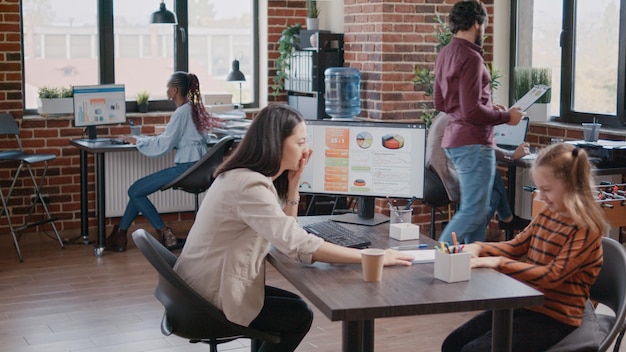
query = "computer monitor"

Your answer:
(300, 120), (426, 225)
(73, 84), (126, 141)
